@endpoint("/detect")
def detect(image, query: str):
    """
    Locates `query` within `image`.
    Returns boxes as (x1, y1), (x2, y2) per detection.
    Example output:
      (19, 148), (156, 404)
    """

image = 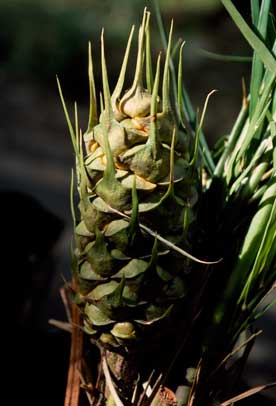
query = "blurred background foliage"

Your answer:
(0, 0), (251, 121)
(1, 0), (223, 87)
